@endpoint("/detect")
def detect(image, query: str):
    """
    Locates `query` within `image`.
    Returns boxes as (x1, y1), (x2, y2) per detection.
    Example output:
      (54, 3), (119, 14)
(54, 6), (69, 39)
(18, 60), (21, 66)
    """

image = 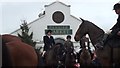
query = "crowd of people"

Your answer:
(42, 30), (76, 57)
